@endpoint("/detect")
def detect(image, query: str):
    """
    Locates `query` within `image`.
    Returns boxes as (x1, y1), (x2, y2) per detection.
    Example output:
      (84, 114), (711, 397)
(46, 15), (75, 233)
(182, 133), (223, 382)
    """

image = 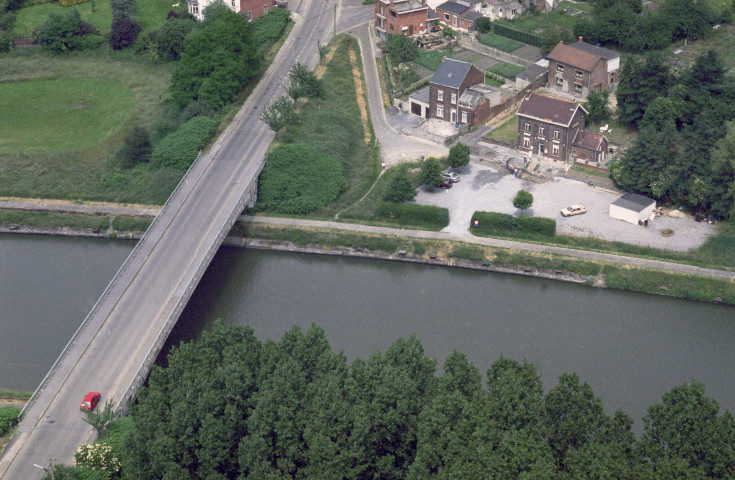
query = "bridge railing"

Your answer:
(116, 157), (266, 413)
(19, 152), (203, 421)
